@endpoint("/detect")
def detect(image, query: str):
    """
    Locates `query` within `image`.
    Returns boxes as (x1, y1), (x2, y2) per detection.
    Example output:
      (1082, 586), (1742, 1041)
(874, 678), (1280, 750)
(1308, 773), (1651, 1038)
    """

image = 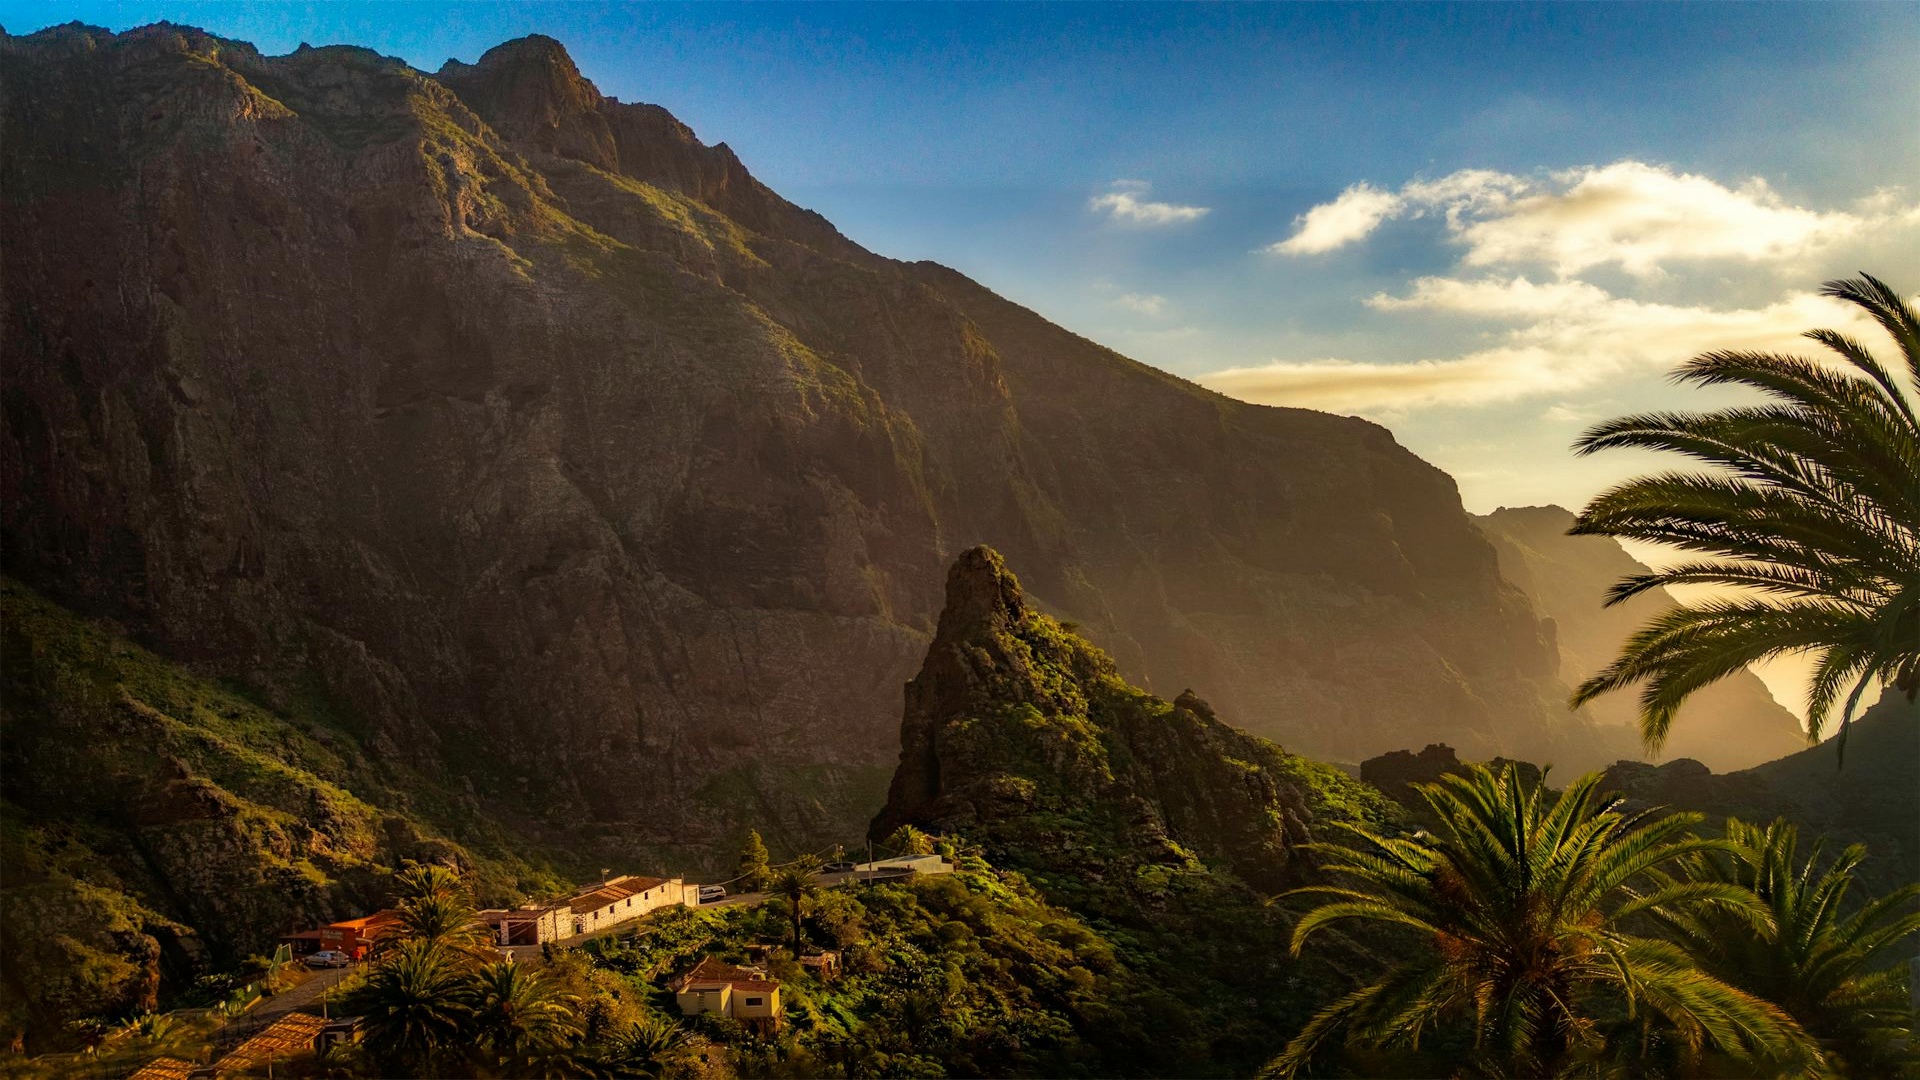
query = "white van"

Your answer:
(697, 885), (727, 904)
